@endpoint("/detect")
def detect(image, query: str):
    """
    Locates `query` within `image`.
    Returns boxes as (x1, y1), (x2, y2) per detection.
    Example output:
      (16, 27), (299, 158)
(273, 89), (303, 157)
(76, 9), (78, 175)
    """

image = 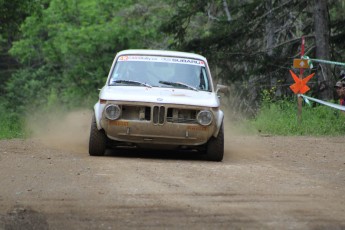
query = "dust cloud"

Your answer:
(222, 108), (265, 162)
(26, 109), (92, 154)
